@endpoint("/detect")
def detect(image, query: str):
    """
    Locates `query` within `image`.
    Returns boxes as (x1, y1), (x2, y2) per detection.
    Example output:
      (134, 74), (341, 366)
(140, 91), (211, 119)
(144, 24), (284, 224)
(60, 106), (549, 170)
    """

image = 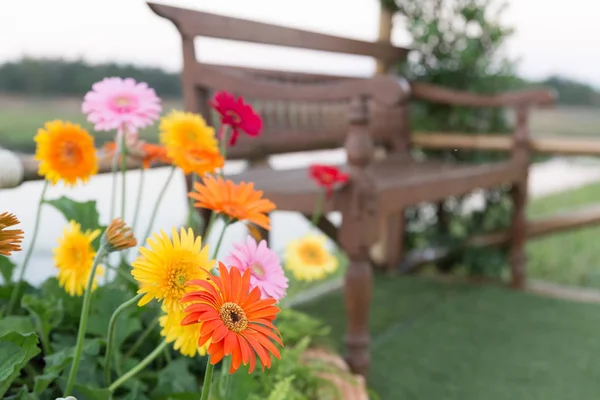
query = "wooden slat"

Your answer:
(147, 2), (409, 63)
(411, 133), (600, 157)
(400, 205), (600, 272)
